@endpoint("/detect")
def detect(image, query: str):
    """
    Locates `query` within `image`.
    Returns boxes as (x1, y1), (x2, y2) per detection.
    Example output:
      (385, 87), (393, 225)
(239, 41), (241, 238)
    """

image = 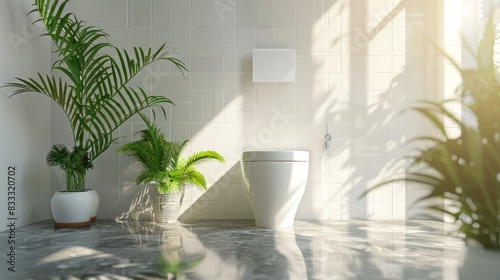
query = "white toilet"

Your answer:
(240, 150), (309, 229)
